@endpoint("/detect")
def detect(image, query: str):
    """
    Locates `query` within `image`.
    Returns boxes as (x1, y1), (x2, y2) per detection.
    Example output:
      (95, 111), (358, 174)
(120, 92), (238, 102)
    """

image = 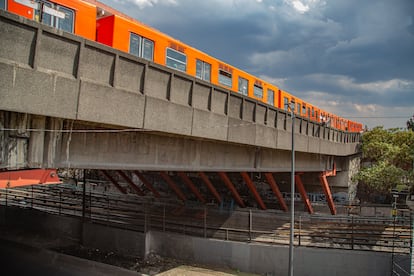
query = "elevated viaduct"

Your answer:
(0, 10), (361, 214)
